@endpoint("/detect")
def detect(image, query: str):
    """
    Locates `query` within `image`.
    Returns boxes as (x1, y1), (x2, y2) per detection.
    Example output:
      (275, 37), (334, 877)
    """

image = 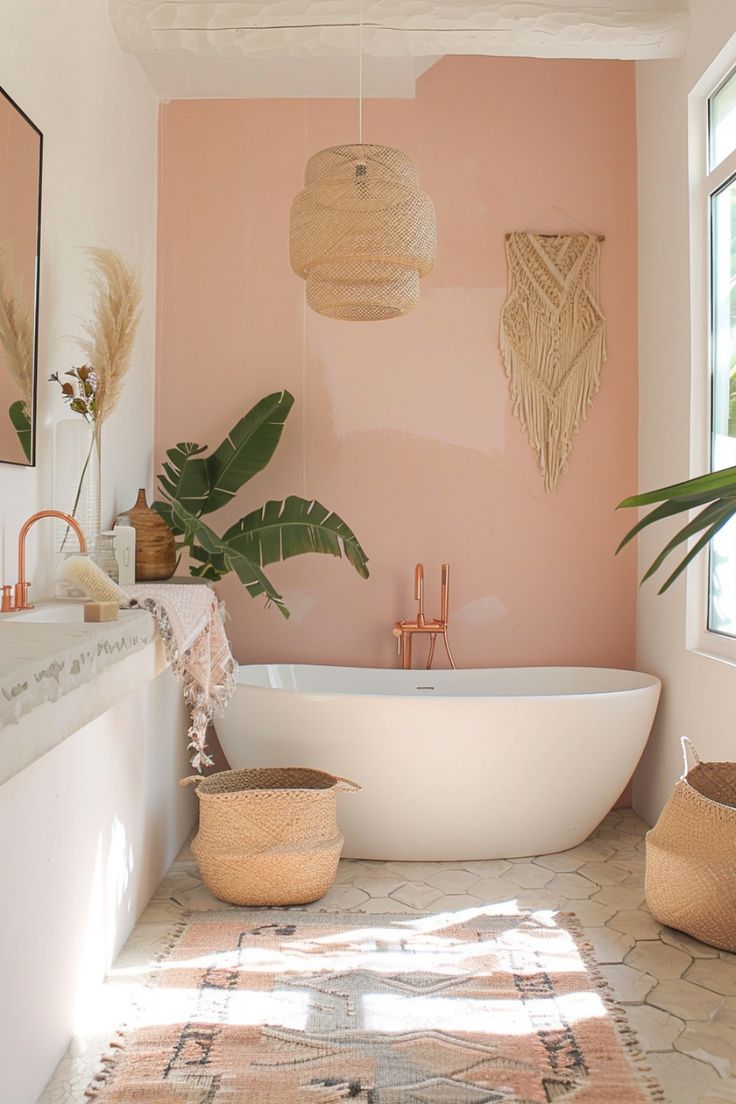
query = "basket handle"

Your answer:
(680, 736), (701, 775)
(179, 775), (206, 787)
(334, 775), (362, 793)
